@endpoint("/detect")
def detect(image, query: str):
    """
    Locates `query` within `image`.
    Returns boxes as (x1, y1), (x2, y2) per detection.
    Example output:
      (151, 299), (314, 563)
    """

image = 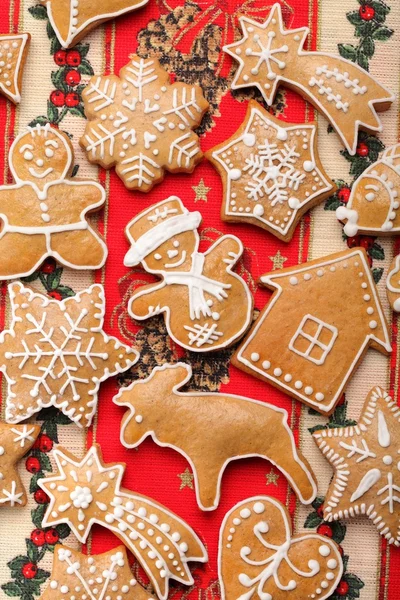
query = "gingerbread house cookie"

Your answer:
(0, 33), (30, 104)
(223, 3), (394, 155)
(206, 100), (335, 241)
(233, 248), (391, 415)
(337, 144), (400, 236)
(124, 197), (253, 352)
